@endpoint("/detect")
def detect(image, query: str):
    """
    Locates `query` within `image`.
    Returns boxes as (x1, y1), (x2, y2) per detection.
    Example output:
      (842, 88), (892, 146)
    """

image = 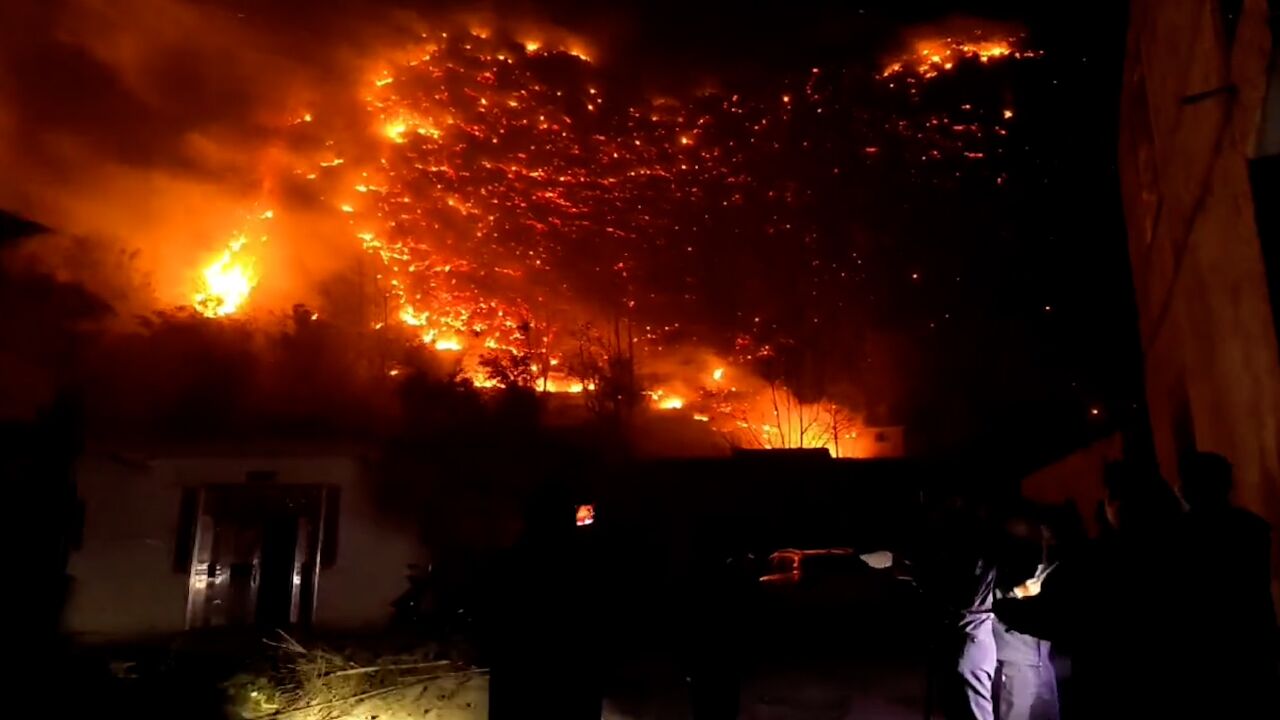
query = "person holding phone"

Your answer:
(992, 504), (1059, 720)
